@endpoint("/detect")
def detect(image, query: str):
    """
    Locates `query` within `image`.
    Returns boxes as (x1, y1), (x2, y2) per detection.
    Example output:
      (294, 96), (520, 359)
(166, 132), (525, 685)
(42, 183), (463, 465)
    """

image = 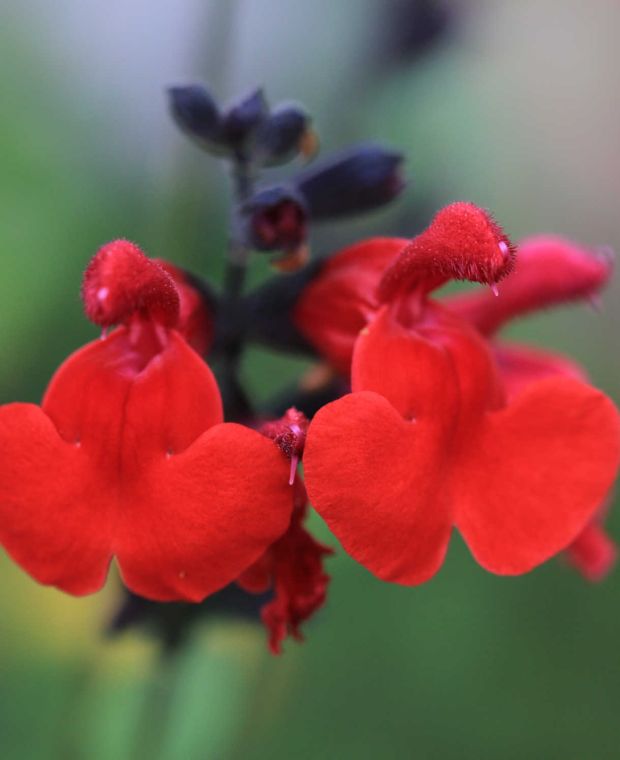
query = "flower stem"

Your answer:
(218, 154), (255, 421)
